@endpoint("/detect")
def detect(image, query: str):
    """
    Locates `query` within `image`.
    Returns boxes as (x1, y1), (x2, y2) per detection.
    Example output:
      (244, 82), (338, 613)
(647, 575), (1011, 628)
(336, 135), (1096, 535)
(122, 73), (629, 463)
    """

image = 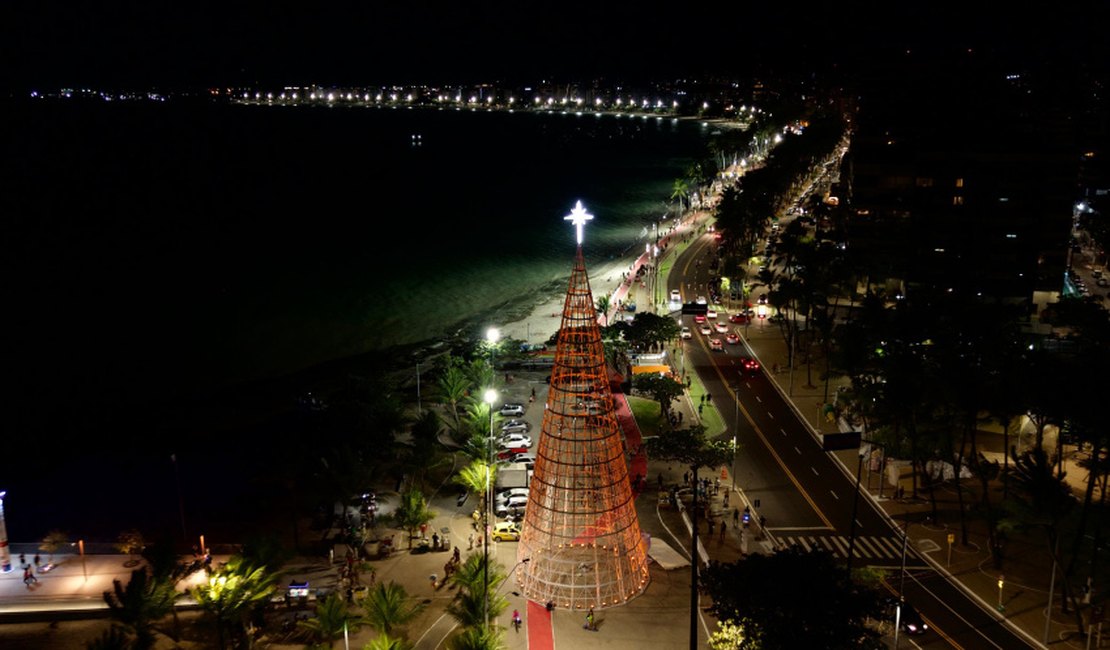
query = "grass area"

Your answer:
(685, 370), (726, 437)
(627, 388), (726, 439)
(628, 395), (666, 436)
